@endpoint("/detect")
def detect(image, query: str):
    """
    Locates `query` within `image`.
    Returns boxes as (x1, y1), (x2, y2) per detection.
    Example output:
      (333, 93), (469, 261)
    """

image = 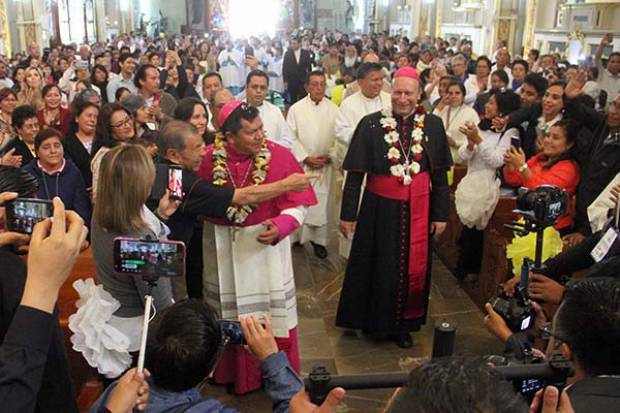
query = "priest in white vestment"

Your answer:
(287, 71), (339, 258)
(334, 62), (392, 258)
(244, 70), (294, 150)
